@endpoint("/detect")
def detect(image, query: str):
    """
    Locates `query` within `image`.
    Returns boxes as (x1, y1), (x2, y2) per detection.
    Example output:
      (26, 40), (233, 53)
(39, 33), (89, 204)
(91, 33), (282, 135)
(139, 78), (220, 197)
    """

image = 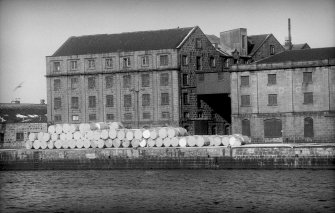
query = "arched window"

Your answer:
(264, 118), (282, 138)
(242, 119), (251, 136)
(304, 117), (314, 138)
